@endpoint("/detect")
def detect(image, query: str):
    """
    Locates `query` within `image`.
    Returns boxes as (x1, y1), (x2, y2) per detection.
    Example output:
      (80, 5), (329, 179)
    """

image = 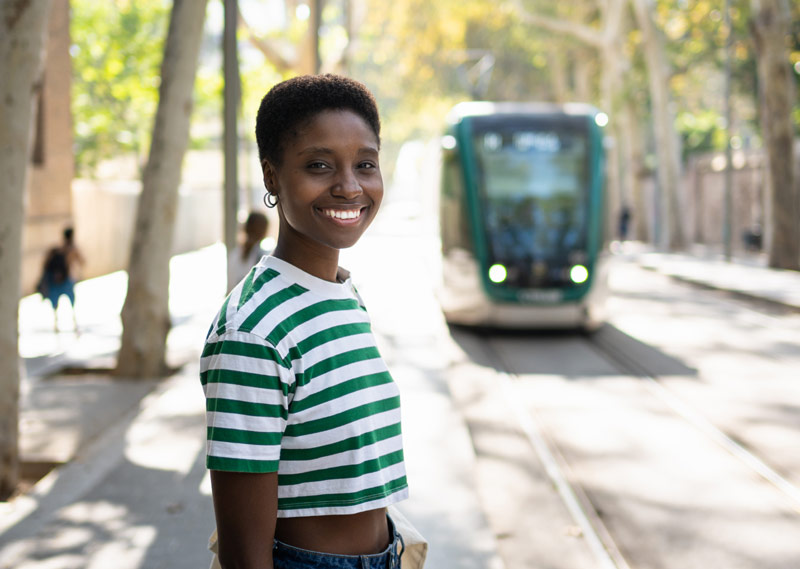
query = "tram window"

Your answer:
(440, 151), (473, 253)
(471, 123), (590, 284)
(513, 131), (560, 153)
(474, 132), (587, 200)
(482, 133), (503, 151)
